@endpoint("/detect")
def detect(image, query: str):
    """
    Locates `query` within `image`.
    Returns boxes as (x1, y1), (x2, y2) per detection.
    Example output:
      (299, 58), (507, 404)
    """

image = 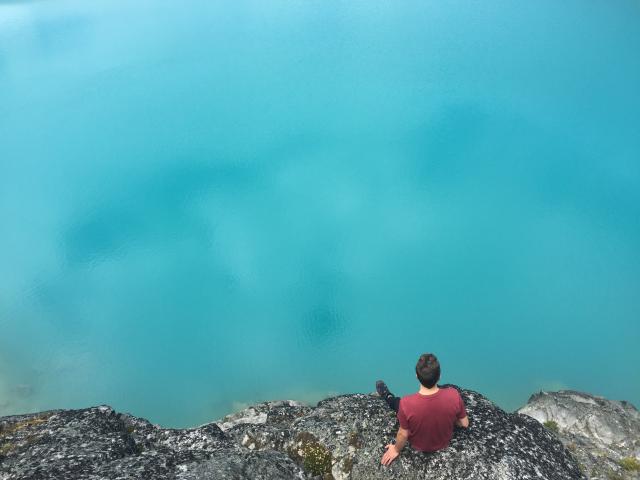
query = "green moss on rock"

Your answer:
(0, 415), (50, 438)
(543, 420), (559, 433)
(619, 456), (640, 472)
(288, 431), (333, 478)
